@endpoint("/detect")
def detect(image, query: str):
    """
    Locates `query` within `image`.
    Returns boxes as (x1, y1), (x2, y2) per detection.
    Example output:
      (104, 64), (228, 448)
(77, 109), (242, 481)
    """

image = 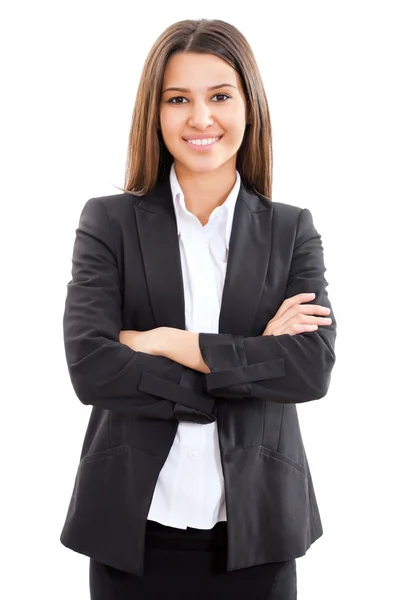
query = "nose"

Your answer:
(187, 101), (214, 129)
